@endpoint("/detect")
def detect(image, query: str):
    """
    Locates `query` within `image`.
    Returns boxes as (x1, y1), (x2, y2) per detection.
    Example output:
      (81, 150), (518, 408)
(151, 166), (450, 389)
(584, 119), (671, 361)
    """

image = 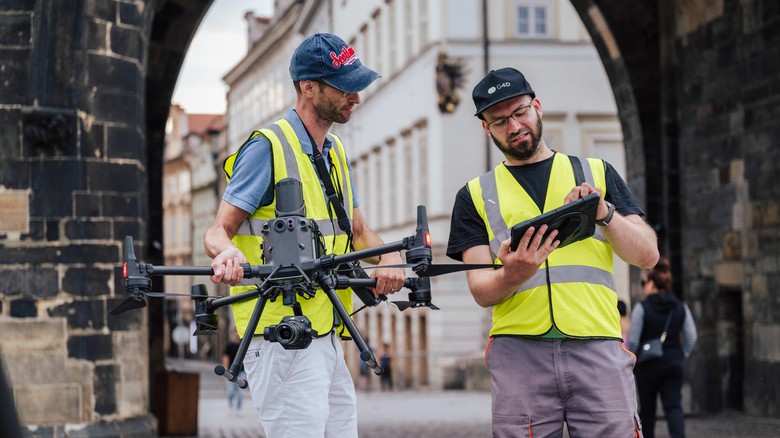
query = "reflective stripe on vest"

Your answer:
(468, 152), (620, 338)
(224, 119), (354, 338)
